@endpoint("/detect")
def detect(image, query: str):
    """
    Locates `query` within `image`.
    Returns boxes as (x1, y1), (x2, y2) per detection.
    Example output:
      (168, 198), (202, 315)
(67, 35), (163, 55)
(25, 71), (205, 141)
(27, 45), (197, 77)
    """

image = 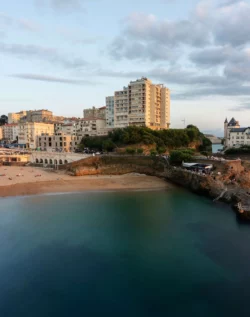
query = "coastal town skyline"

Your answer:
(1, 0), (250, 135)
